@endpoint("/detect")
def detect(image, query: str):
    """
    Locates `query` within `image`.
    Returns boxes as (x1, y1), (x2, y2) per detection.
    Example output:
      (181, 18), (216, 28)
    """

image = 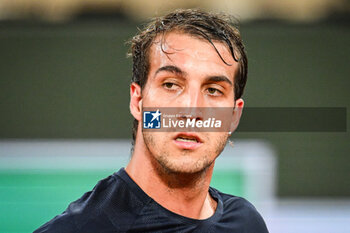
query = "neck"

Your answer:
(126, 135), (217, 219)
